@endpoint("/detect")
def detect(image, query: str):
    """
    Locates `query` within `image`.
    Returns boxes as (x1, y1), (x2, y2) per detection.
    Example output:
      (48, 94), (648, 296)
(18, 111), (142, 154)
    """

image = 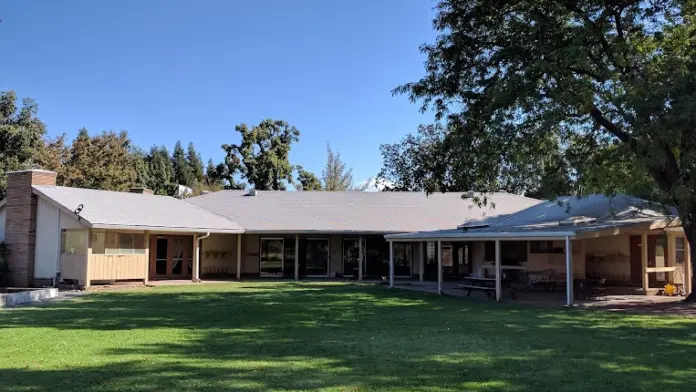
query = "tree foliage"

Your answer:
(187, 142), (205, 184)
(321, 143), (368, 191)
(172, 140), (194, 187)
(222, 119), (299, 190)
(146, 145), (175, 195)
(397, 0), (696, 293)
(296, 165), (323, 191)
(0, 90), (47, 198)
